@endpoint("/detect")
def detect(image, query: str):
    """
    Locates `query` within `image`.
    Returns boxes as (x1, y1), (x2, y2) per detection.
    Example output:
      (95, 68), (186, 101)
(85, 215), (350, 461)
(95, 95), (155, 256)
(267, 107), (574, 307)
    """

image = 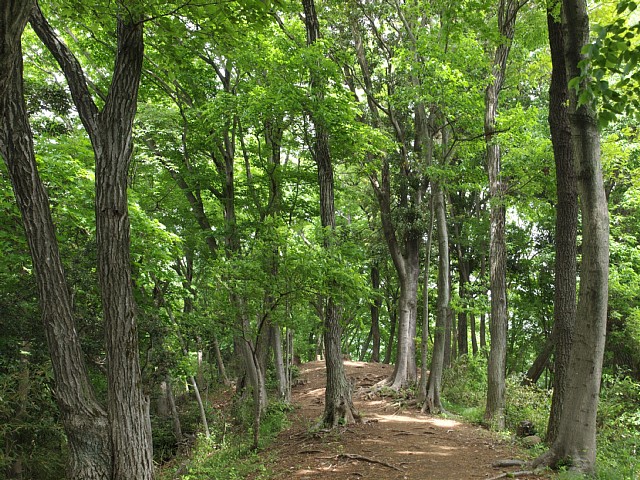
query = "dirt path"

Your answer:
(263, 361), (552, 480)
